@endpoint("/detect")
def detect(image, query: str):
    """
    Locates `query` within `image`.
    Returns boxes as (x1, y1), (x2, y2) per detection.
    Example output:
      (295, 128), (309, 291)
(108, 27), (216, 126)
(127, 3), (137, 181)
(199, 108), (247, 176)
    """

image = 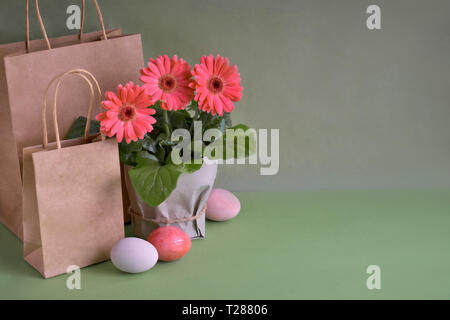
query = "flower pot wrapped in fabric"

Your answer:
(125, 160), (217, 239)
